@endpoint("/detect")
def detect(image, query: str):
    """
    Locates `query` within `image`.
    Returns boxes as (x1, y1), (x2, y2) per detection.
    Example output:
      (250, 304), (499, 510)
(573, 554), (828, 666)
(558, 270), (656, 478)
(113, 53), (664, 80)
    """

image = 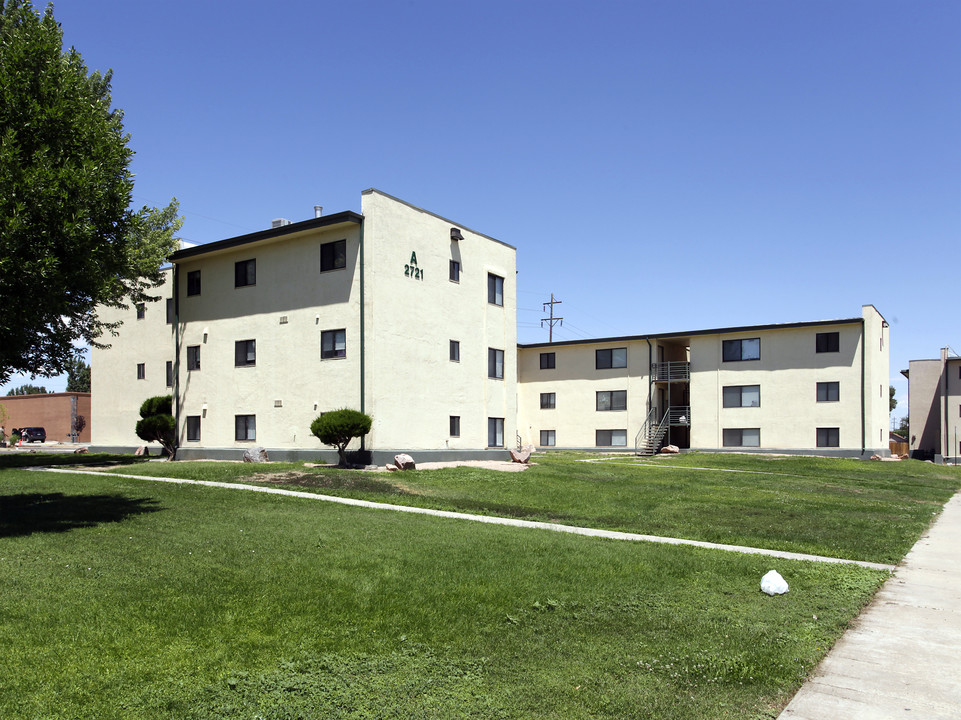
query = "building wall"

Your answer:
(861, 305), (891, 454)
(942, 357), (960, 462)
(92, 190), (517, 458)
(1, 393), (91, 443)
(517, 339), (651, 449)
(518, 307), (889, 456)
(689, 316), (876, 452)
(906, 358), (943, 456)
(92, 273), (174, 447)
(172, 221), (363, 451)
(360, 190), (517, 452)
